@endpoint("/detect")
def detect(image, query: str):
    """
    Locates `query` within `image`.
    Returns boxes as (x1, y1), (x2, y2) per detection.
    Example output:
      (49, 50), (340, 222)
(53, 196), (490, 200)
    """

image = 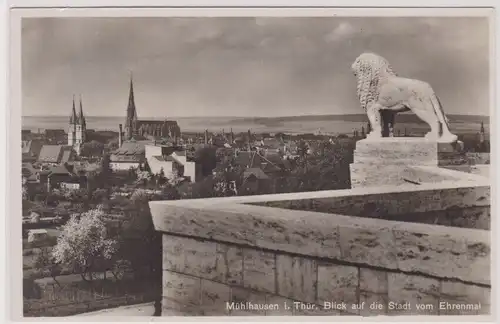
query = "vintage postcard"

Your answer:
(5, 4), (495, 322)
